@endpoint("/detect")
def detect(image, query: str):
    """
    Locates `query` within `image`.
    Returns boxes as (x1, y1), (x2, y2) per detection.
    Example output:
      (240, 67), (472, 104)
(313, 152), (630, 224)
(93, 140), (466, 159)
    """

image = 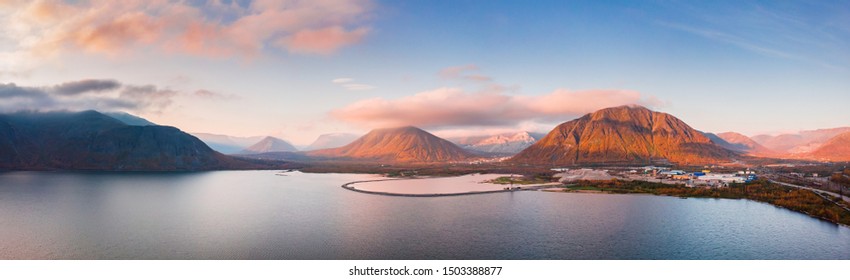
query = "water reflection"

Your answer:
(0, 171), (847, 259)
